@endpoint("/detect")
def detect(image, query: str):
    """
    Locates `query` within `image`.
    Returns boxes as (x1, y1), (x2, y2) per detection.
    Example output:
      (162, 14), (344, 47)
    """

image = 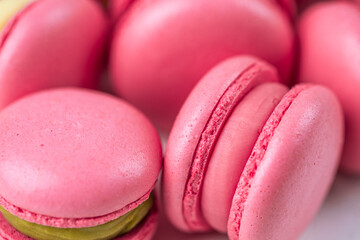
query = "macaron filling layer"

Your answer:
(0, 195), (153, 240)
(0, 0), (32, 32)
